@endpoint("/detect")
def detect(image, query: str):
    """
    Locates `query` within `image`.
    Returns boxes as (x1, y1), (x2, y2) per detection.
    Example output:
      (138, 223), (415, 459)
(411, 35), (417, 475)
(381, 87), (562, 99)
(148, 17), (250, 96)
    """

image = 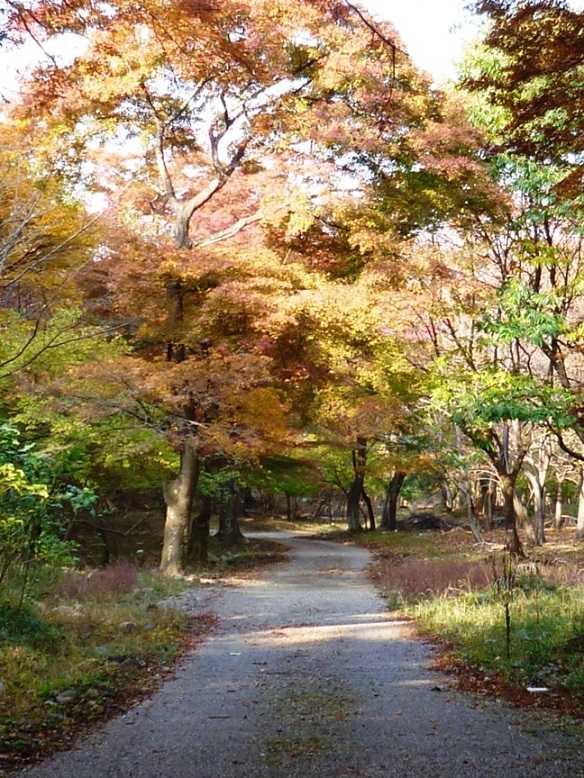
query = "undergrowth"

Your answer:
(414, 576), (584, 693)
(0, 564), (196, 766)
